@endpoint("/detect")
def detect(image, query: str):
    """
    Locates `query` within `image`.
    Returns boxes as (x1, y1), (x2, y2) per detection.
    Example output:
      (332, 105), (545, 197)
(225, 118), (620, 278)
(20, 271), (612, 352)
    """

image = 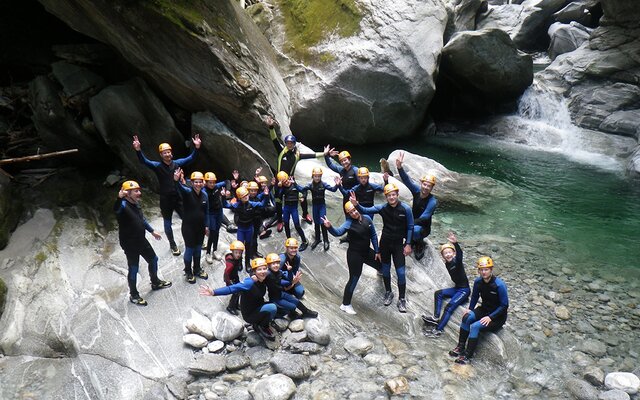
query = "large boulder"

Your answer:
(436, 29), (533, 115)
(553, 1), (599, 26)
(88, 78), (186, 190)
(548, 21), (592, 60)
(476, 0), (568, 49)
(270, 0), (448, 144)
(39, 0), (292, 153)
(28, 75), (107, 165)
(444, 0), (487, 40)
